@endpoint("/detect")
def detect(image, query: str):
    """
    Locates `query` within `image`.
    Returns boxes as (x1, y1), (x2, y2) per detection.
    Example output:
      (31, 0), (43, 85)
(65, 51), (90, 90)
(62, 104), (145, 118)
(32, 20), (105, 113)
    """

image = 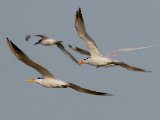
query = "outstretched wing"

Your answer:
(7, 38), (55, 79)
(68, 44), (90, 56)
(75, 8), (102, 57)
(68, 83), (112, 96)
(34, 34), (49, 39)
(106, 46), (153, 59)
(118, 62), (152, 73)
(56, 43), (80, 64)
(109, 61), (152, 73)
